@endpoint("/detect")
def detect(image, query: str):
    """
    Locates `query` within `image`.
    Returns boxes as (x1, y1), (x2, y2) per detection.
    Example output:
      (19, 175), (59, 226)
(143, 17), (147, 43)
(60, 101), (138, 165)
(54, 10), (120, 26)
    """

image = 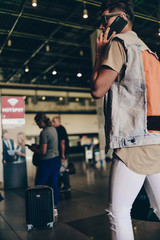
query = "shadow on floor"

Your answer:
(66, 213), (111, 240)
